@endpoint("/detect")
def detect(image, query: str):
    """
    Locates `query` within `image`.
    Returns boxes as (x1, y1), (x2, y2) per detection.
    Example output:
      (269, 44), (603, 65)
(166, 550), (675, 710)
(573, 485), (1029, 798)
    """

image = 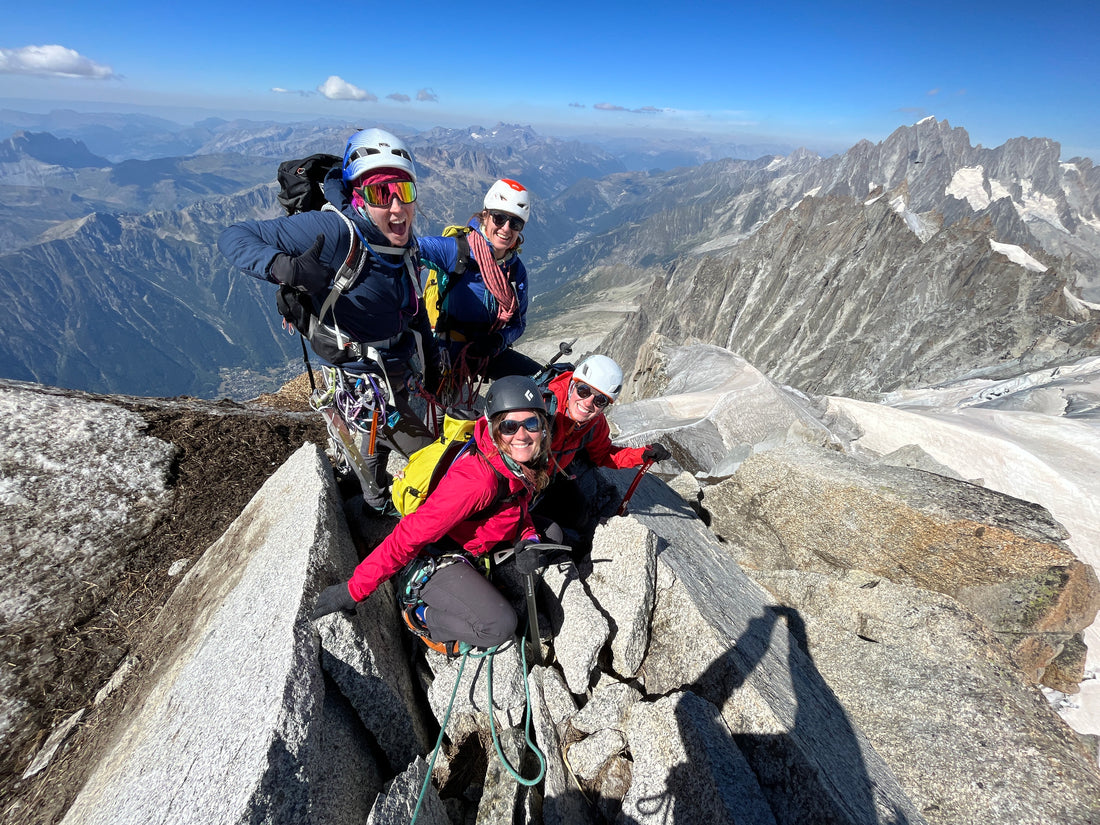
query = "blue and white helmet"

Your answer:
(342, 128), (416, 185)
